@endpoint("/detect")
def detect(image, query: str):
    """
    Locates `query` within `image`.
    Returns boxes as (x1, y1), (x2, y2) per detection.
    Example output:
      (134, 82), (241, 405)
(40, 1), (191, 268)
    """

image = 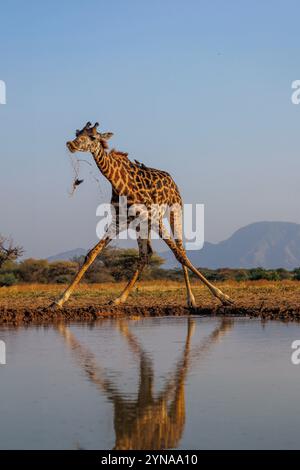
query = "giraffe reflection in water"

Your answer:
(57, 318), (233, 450)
